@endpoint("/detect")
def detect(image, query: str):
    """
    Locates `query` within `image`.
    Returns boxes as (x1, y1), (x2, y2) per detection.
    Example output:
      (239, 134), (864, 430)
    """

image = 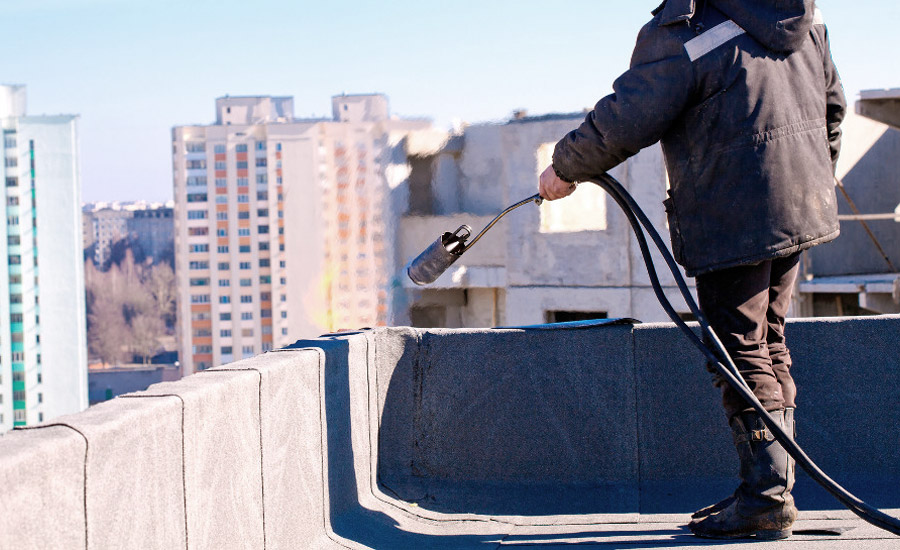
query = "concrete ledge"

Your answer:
(1, 316), (899, 548)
